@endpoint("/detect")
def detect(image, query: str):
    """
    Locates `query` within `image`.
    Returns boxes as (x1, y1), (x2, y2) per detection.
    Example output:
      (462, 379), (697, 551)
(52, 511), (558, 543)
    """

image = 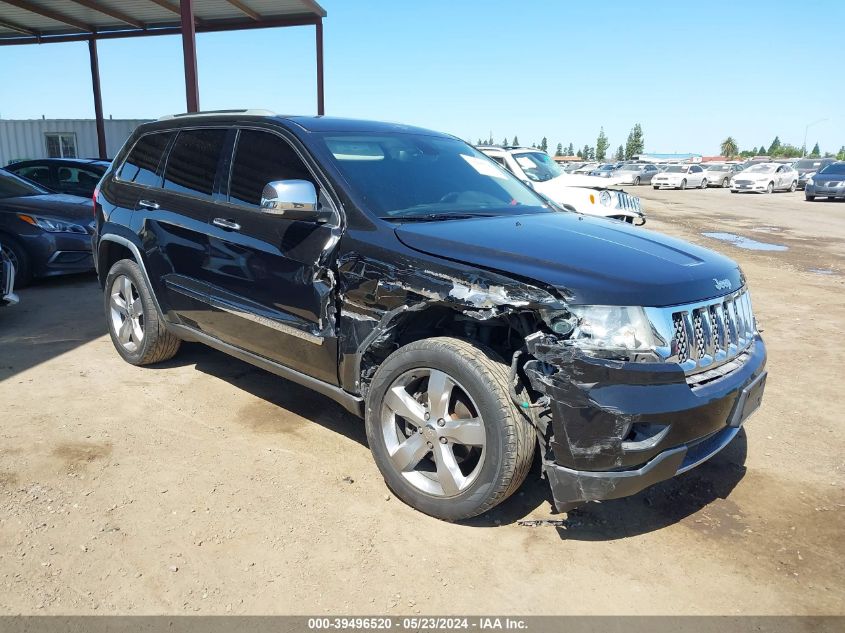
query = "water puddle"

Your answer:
(702, 232), (789, 251)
